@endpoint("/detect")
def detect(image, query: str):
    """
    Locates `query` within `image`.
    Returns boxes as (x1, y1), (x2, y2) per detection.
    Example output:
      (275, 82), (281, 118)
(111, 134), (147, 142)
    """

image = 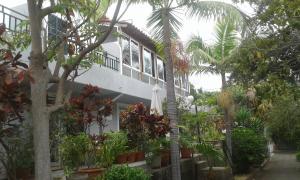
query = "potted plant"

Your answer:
(160, 138), (171, 167)
(104, 131), (128, 164)
(180, 134), (194, 158)
(59, 133), (99, 178)
(99, 165), (150, 180)
(145, 138), (164, 169)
